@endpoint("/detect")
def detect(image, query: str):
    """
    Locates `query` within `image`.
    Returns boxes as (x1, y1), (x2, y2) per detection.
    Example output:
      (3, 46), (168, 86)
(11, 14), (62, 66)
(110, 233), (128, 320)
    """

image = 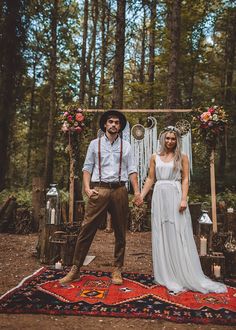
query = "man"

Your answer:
(59, 110), (142, 285)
